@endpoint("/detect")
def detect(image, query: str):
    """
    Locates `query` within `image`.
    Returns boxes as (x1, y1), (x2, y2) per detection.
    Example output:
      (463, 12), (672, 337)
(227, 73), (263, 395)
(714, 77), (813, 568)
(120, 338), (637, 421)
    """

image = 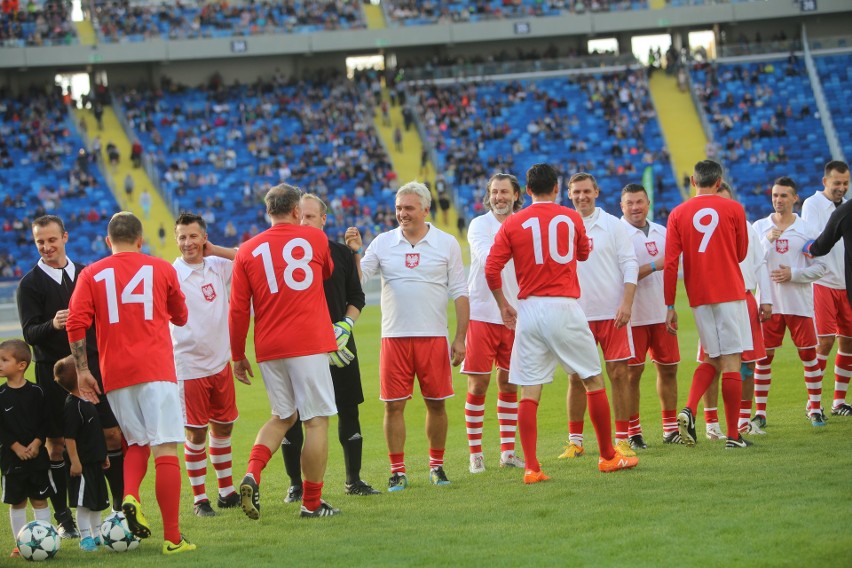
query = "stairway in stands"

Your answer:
(649, 72), (708, 198)
(74, 19), (97, 46)
(75, 107), (179, 261)
(363, 2), (387, 29)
